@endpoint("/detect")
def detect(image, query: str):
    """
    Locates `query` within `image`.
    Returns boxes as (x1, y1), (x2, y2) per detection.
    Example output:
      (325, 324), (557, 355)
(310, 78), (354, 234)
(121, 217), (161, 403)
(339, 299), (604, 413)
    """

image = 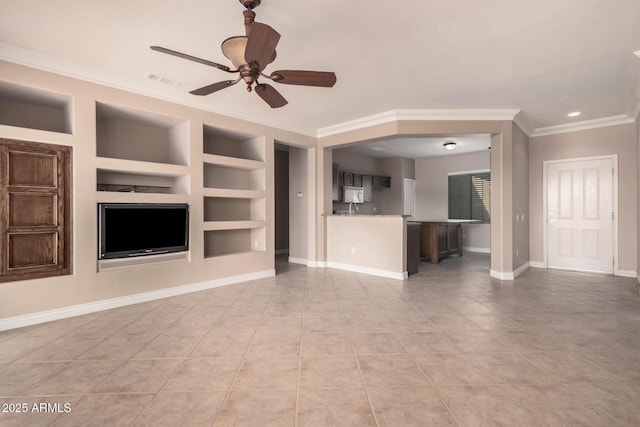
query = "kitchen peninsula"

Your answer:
(325, 214), (407, 279)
